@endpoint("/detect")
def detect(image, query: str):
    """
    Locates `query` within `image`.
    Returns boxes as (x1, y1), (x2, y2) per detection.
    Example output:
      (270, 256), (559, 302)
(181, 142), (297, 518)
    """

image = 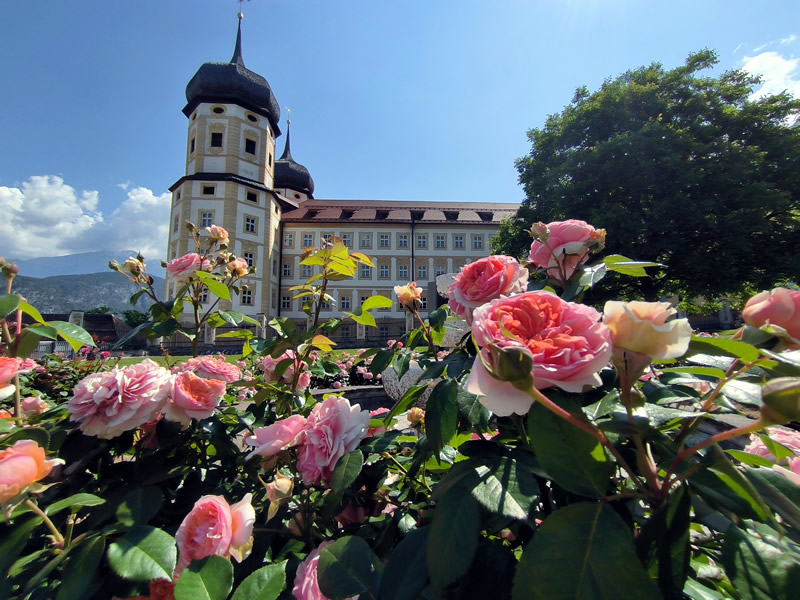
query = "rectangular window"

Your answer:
(420, 296), (428, 310)
(418, 265), (427, 279)
(340, 296), (351, 310)
(210, 132), (223, 148)
(473, 236), (483, 250)
(321, 299), (331, 310)
(190, 138), (195, 153)
(379, 265), (389, 278)
(303, 233), (314, 247)
(379, 325), (389, 338)
(199, 287), (209, 304)
(398, 235), (408, 249)
(245, 138), (257, 155)
(271, 291), (276, 309)
(282, 263), (292, 278)
(201, 212), (213, 228)
(435, 235), (445, 249)
(245, 216), (256, 233)
(173, 216), (179, 232)
(436, 266), (446, 276)
(272, 260), (277, 276)
(202, 185), (215, 195)
(341, 324), (352, 338)
(380, 234), (390, 248)
(243, 252), (254, 267)
(455, 235), (464, 249)
(361, 296), (368, 307)
(246, 190), (258, 202)
(322, 234), (332, 245)
(342, 234), (352, 248)
(360, 265), (371, 279)
(417, 235), (427, 249)
(360, 234), (372, 249)
(241, 290), (253, 305)
(302, 264), (312, 278)
(281, 296), (291, 310)
(284, 233), (294, 247)
(398, 265), (408, 279)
